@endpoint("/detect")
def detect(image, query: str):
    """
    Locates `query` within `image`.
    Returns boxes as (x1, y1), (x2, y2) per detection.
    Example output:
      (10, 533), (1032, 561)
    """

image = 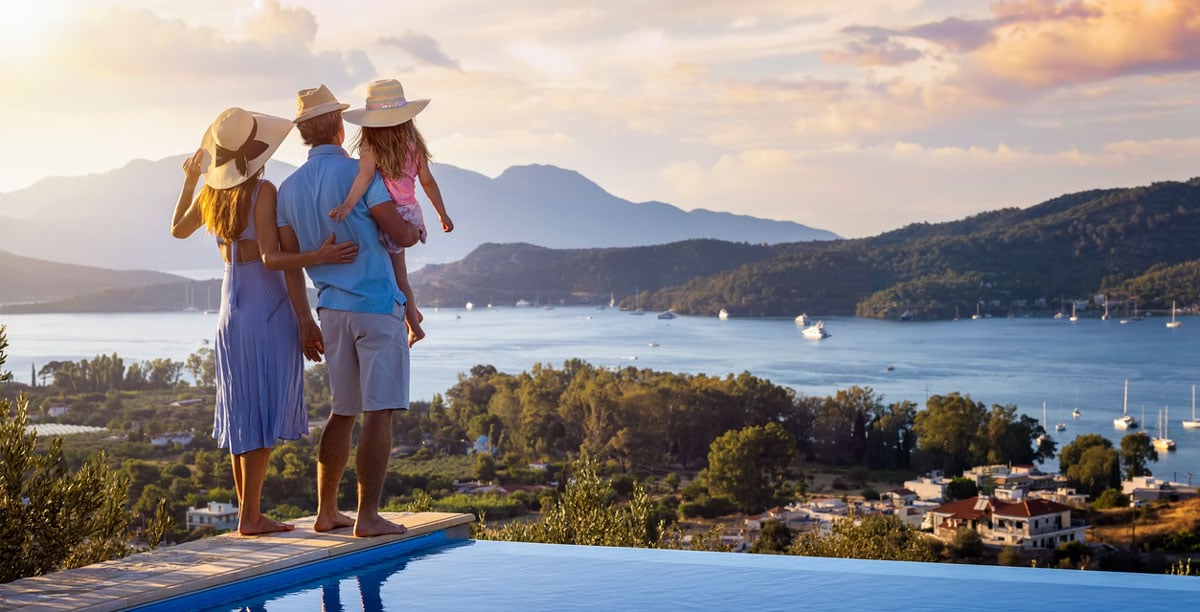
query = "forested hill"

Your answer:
(409, 240), (782, 309)
(413, 178), (1200, 318)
